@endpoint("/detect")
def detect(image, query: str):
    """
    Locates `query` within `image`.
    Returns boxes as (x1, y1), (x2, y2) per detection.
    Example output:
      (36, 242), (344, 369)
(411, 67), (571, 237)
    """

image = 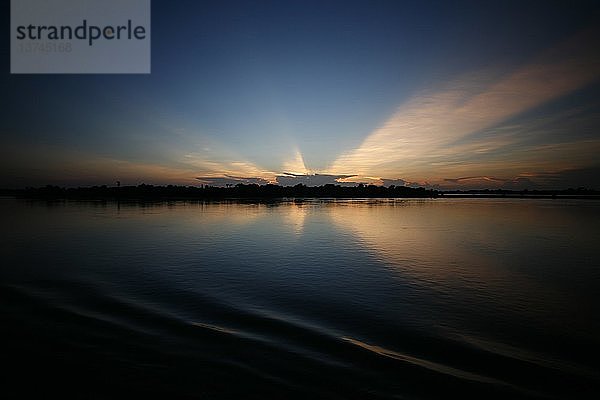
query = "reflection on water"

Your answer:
(1, 198), (599, 399)
(328, 199), (599, 323)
